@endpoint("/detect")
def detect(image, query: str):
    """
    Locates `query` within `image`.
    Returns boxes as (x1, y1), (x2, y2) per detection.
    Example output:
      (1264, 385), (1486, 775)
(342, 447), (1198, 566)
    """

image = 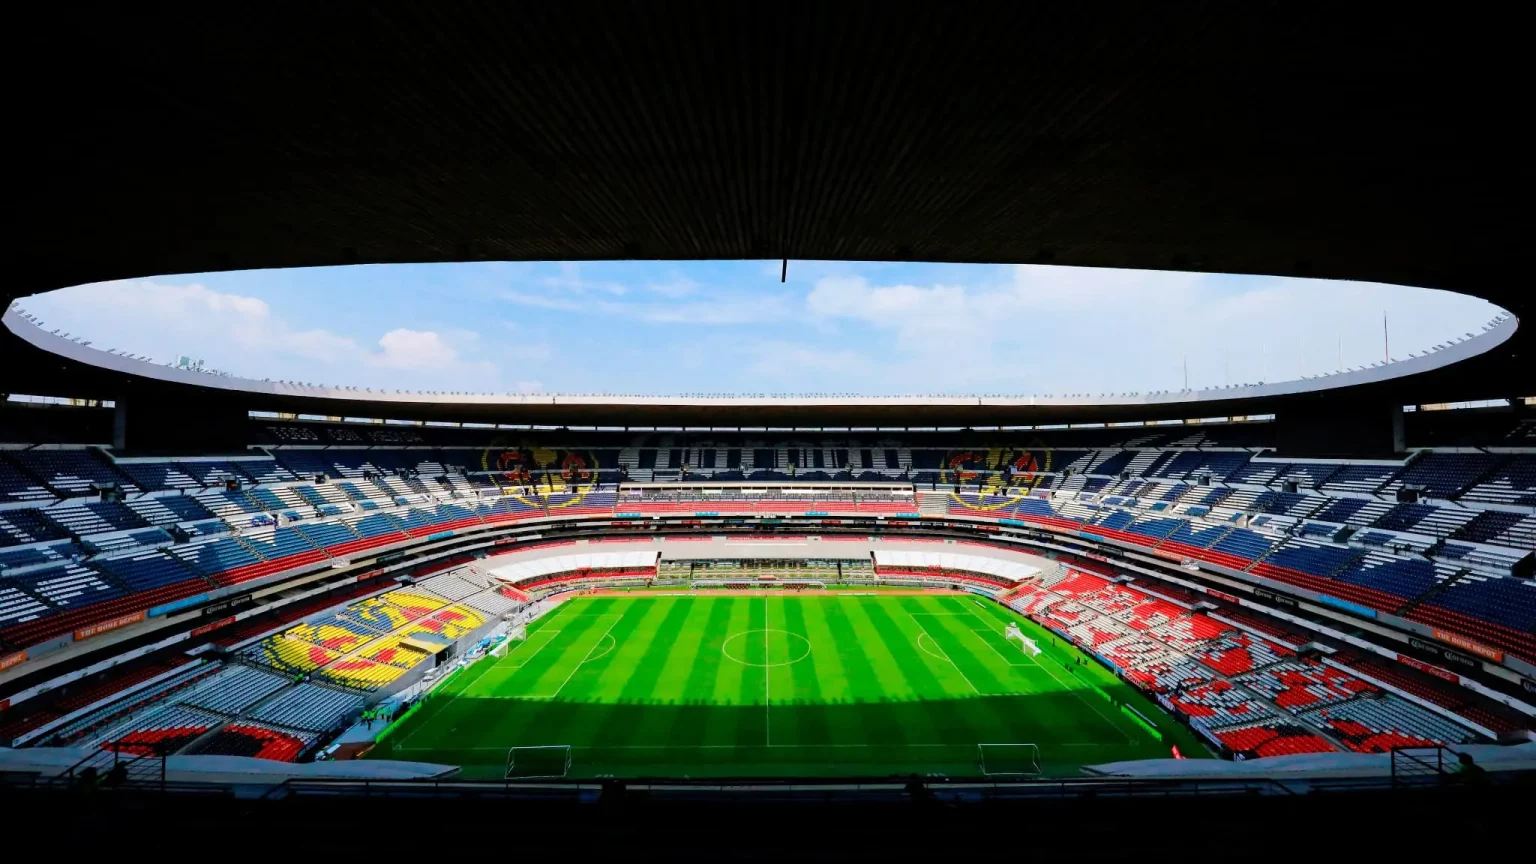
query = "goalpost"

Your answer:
(505, 744), (573, 779)
(977, 743), (1042, 777)
(1006, 622), (1041, 657)
(491, 624), (526, 657)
